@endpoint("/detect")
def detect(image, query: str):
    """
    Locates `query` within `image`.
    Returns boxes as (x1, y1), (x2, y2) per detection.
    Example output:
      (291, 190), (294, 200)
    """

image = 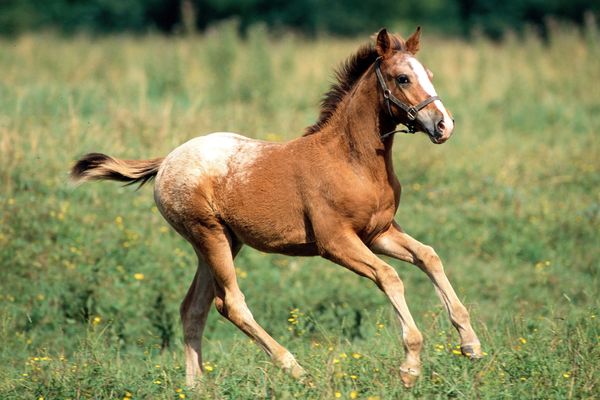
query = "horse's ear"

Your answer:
(406, 26), (421, 55)
(376, 28), (393, 58)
